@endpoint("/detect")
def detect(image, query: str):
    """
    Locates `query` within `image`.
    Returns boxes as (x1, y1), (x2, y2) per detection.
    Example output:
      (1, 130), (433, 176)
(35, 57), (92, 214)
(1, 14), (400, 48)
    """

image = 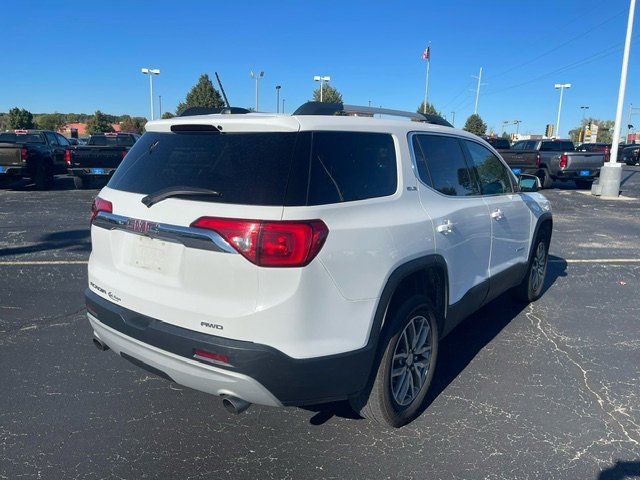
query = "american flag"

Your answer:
(422, 45), (431, 60)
